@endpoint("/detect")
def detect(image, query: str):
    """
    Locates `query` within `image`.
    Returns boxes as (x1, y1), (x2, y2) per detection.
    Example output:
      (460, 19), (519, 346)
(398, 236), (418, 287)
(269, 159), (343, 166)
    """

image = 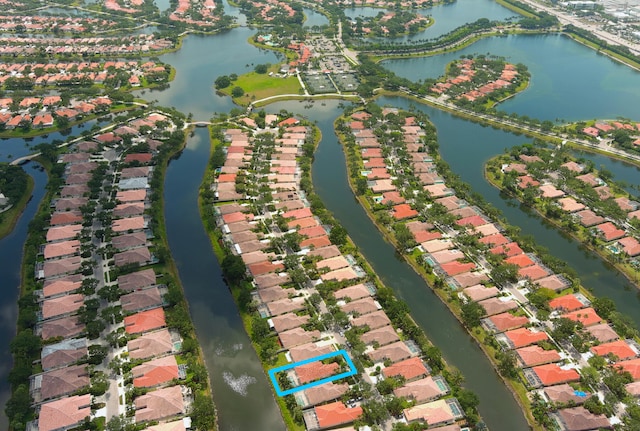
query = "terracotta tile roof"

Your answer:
(562, 307), (602, 327)
(132, 355), (179, 387)
(50, 211), (83, 226)
(40, 316), (84, 340)
(452, 271), (489, 288)
(360, 325), (400, 346)
(39, 364), (89, 400)
(421, 239), (453, 253)
(267, 297), (306, 316)
(320, 267), (359, 282)
(46, 224), (82, 242)
(289, 343), (334, 362)
(38, 394), (91, 431)
(549, 294), (586, 312)
(403, 398), (457, 425)
(591, 340), (637, 360)
(118, 268), (156, 291)
(128, 329), (174, 360)
(595, 222), (626, 242)
(134, 385), (185, 423)
(490, 242), (524, 257)
(532, 364), (580, 386)
(295, 362), (339, 384)
(455, 214), (487, 227)
(392, 204), (418, 220)
(270, 313), (309, 332)
(42, 278), (81, 298)
(626, 381), (640, 396)
(518, 264), (550, 281)
(43, 239), (80, 259)
(504, 328), (549, 348)
(414, 230), (442, 243)
(382, 357), (428, 381)
(314, 401), (362, 429)
(303, 382), (349, 406)
(316, 256), (350, 271)
(278, 327), (320, 349)
(535, 274), (571, 292)
(143, 420), (187, 431)
(543, 383), (590, 405)
(557, 406), (611, 431)
(615, 358), (640, 380)
(505, 253), (535, 268)
(393, 375), (449, 403)
(440, 261), (475, 276)
(124, 307), (166, 334)
(300, 235), (332, 249)
(618, 236), (640, 257)
(585, 323), (619, 343)
(333, 284), (371, 301)
(516, 345), (561, 367)
(430, 249), (465, 264)
(42, 256), (81, 278)
(463, 285), (499, 302)
(486, 312), (529, 332)
(368, 341), (412, 363)
(351, 310), (391, 330)
(42, 294), (84, 320)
